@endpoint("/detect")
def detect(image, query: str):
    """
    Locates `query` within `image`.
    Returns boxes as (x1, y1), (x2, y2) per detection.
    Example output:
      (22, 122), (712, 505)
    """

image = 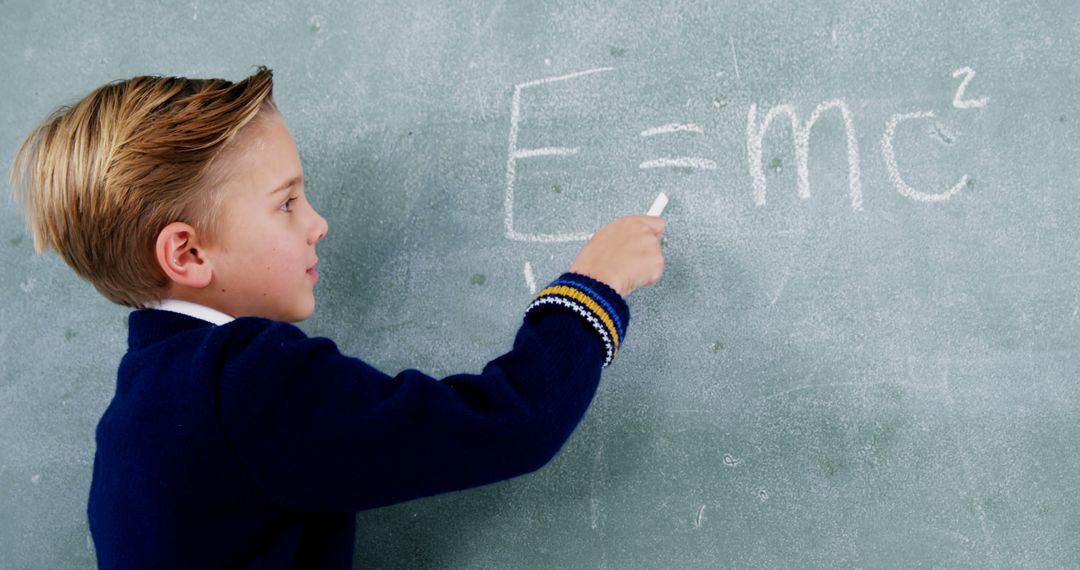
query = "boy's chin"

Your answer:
(253, 299), (315, 323)
(286, 299), (317, 323)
